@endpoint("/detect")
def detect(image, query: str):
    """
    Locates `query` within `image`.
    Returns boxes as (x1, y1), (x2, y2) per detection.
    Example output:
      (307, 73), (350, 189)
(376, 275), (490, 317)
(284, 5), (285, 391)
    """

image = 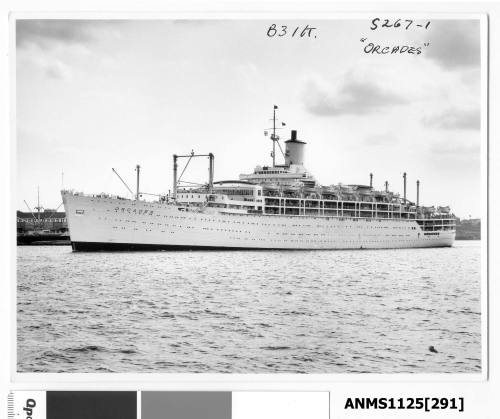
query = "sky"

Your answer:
(15, 19), (483, 218)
